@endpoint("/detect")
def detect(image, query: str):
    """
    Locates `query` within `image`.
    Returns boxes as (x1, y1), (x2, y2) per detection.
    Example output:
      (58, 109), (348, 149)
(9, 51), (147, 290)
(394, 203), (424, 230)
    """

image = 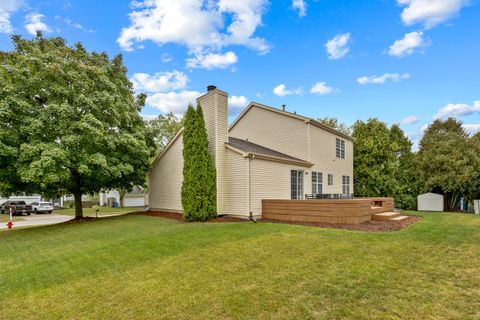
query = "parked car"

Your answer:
(31, 202), (54, 214)
(1, 201), (32, 216)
